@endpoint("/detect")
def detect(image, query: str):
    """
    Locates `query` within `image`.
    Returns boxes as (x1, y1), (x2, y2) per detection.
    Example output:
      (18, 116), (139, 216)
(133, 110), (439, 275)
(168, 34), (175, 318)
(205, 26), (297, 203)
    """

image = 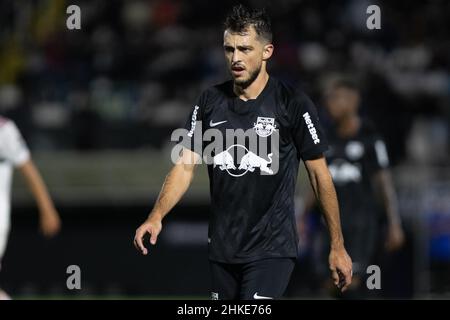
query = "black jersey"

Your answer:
(178, 77), (328, 263)
(325, 120), (389, 228)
